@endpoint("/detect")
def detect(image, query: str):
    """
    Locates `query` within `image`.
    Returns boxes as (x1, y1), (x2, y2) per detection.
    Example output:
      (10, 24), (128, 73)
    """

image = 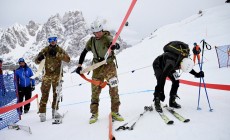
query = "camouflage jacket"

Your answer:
(85, 31), (115, 63)
(35, 45), (70, 76)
